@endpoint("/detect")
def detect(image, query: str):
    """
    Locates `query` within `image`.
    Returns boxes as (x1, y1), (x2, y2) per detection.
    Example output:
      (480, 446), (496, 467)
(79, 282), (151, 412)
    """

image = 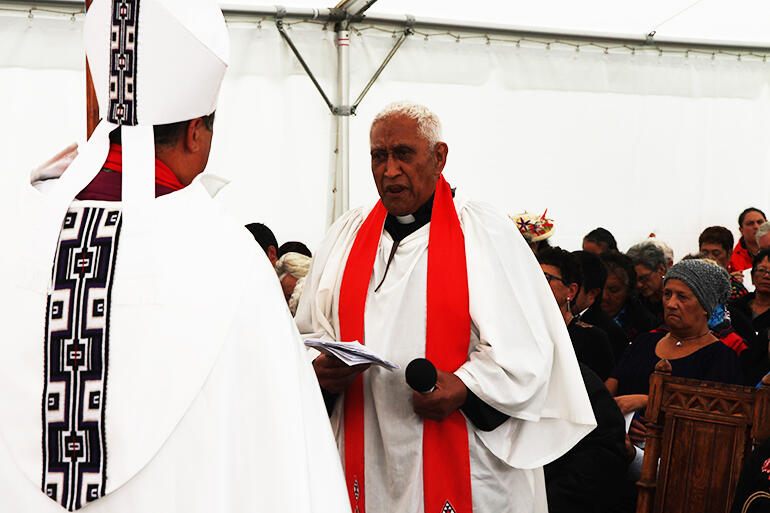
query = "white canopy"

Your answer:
(219, 0), (770, 48)
(2, 0), (770, 265)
